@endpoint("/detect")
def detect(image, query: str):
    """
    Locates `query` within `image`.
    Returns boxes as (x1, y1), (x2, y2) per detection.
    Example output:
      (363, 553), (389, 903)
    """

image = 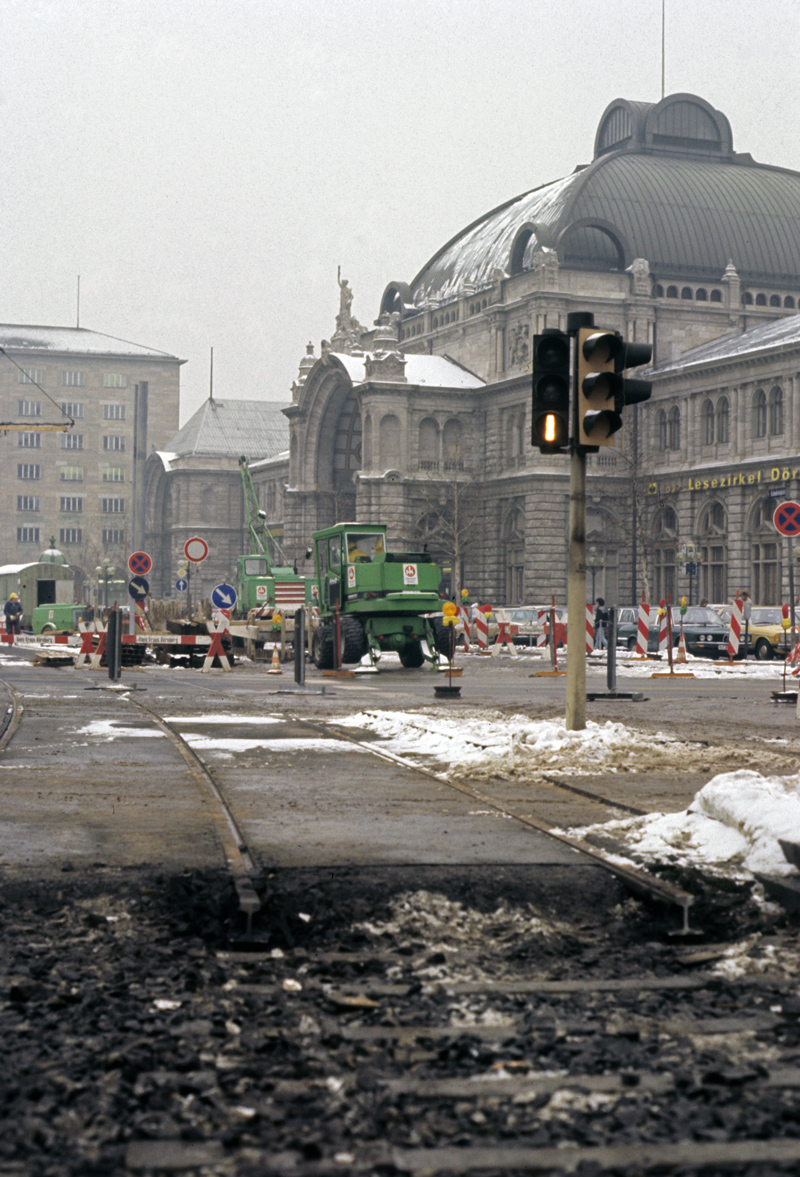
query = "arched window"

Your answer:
(379, 414), (401, 470)
(755, 390), (767, 438)
(695, 288), (708, 301)
(770, 295), (781, 307)
(702, 399), (714, 445)
(506, 412), (524, 462)
(668, 406), (681, 451)
(756, 293), (767, 306)
(654, 284), (664, 297)
(418, 417), (439, 470)
(769, 386), (784, 435)
(443, 419), (463, 469)
(785, 296), (796, 309)
(750, 498), (780, 603)
(716, 396), (730, 444)
(666, 285), (678, 299)
(653, 507), (677, 602)
(658, 409), (667, 452)
(710, 289), (723, 302)
(742, 292), (754, 305)
(681, 286), (693, 300)
(698, 501), (727, 601)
